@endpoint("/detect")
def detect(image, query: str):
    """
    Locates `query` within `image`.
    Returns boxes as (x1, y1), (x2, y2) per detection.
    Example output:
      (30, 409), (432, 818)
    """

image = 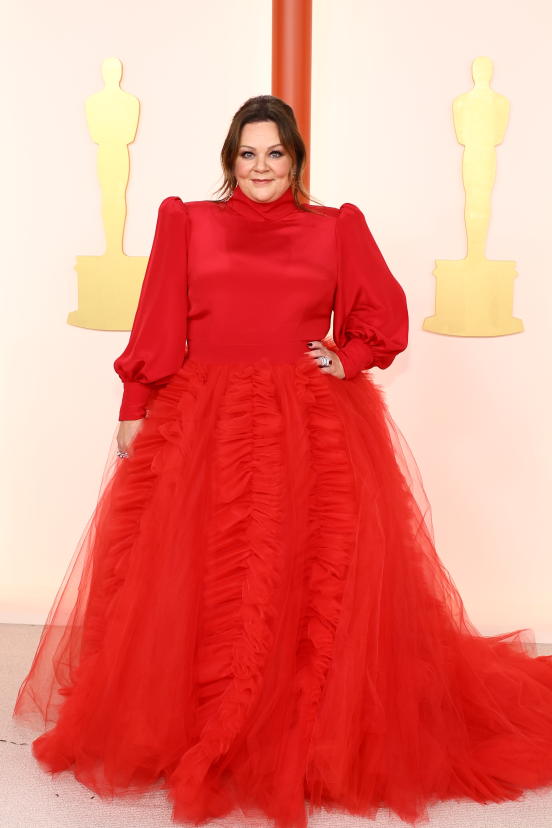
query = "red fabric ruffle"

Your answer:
(13, 340), (552, 827)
